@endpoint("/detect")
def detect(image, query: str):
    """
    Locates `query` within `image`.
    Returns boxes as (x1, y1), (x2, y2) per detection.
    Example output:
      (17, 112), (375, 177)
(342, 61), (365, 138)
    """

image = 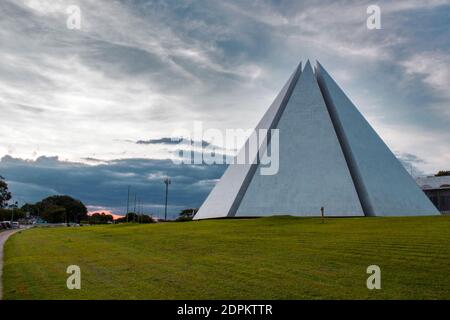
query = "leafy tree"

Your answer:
(37, 195), (87, 223)
(0, 208), (26, 221)
(116, 212), (155, 224)
(89, 212), (114, 224)
(139, 214), (155, 224)
(176, 208), (198, 222)
(123, 212), (138, 222)
(0, 175), (12, 208)
(21, 203), (40, 216)
(435, 170), (450, 177)
(41, 205), (67, 223)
